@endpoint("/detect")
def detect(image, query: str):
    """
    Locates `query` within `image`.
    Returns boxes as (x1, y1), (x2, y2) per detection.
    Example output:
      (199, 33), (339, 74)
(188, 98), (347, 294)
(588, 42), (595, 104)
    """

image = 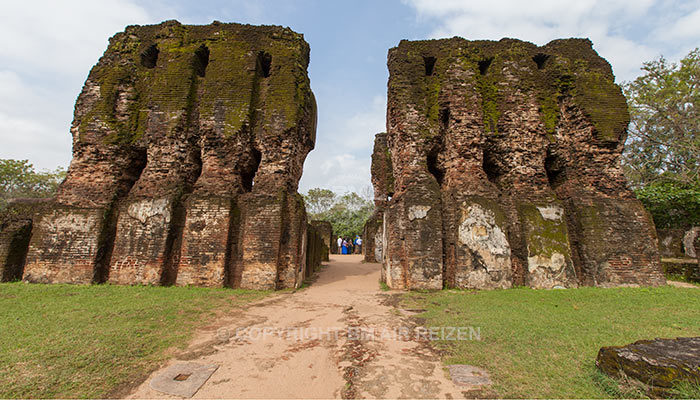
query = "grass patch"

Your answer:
(403, 286), (700, 398)
(0, 282), (267, 398)
(379, 280), (390, 291)
(670, 380), (700, 399)
(666, 273), (700, 285)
